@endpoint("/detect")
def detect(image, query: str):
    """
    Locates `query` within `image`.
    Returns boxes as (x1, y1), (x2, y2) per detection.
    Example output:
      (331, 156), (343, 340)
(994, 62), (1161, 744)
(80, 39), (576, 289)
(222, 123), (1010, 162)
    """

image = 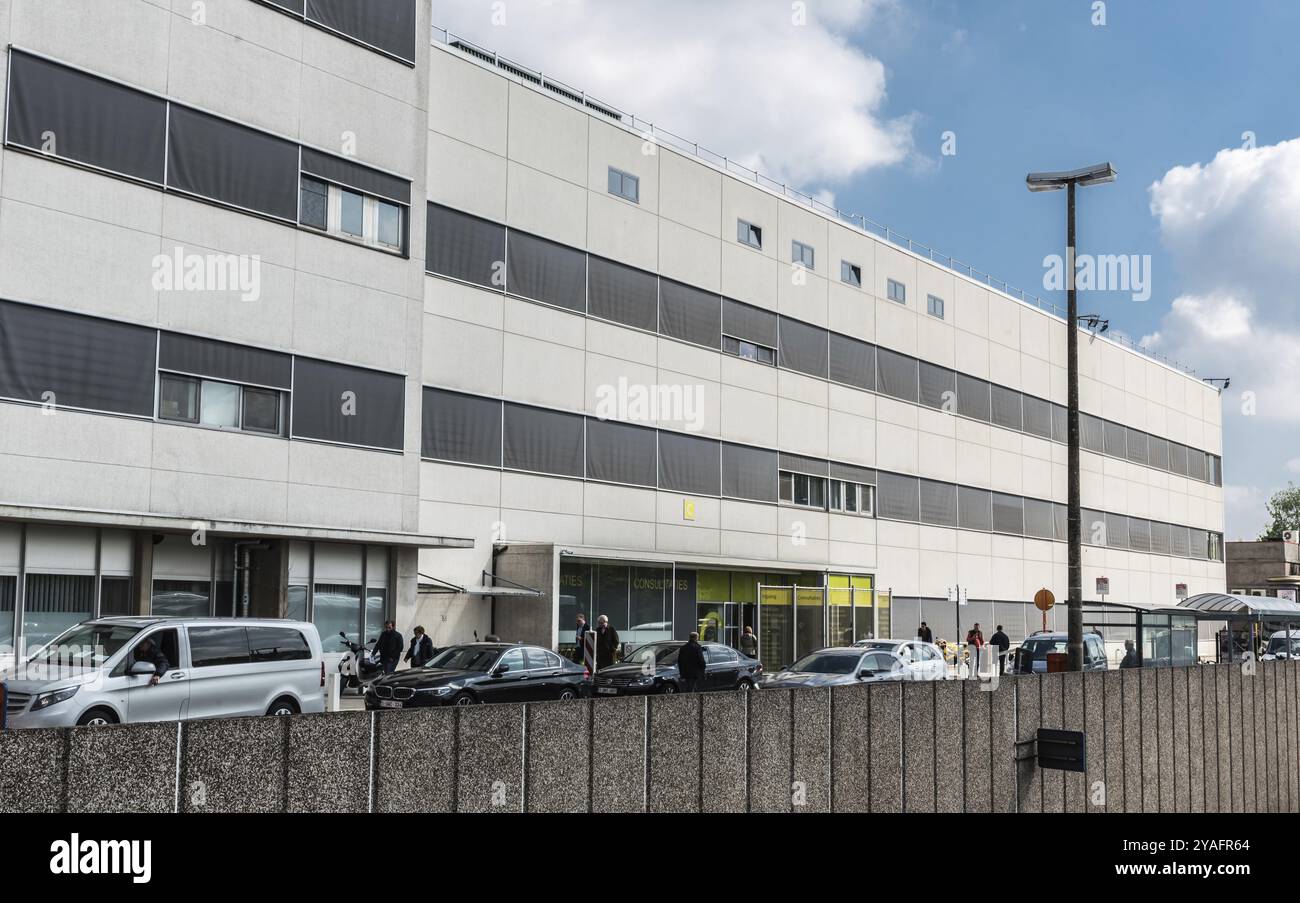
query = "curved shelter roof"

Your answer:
(1178, 593), (1300, 619)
